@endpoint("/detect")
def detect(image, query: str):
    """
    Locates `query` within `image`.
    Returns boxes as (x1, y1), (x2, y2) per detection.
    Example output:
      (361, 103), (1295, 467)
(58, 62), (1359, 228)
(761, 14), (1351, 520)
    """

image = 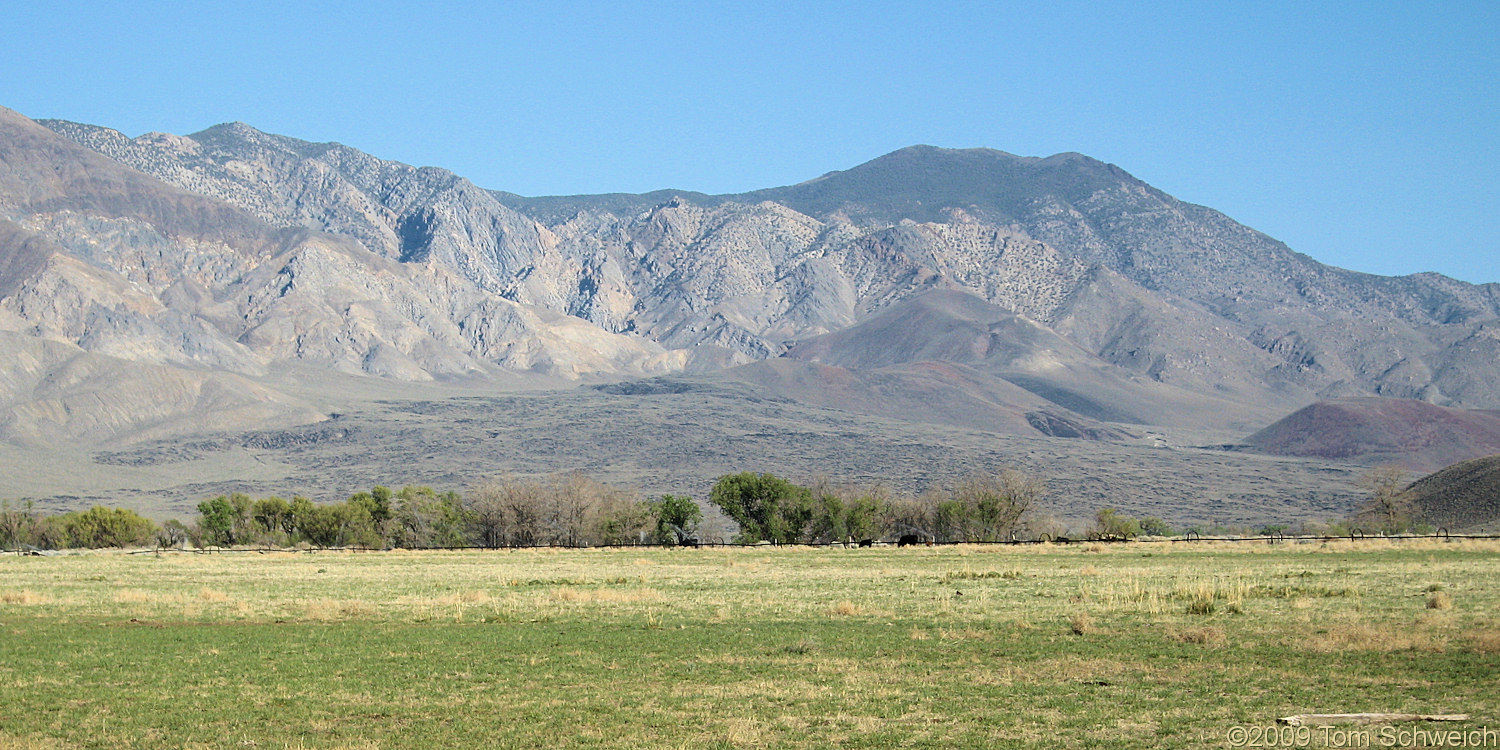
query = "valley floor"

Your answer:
(7, 382), (1364, 530)
(0, 540), (1495, 747)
